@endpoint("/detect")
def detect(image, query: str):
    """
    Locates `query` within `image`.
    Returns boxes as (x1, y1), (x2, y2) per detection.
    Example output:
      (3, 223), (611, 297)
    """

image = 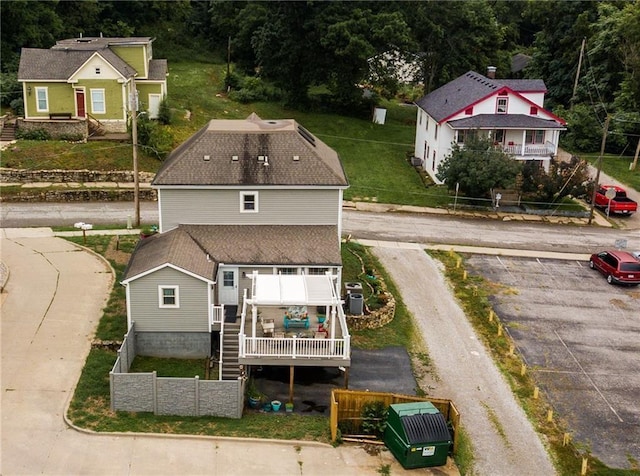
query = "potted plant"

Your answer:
(271, 400), (282, 412)
(246, 378), (263, 408)
(140, 224), (158, 238)
(285, 401), (294, 413)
